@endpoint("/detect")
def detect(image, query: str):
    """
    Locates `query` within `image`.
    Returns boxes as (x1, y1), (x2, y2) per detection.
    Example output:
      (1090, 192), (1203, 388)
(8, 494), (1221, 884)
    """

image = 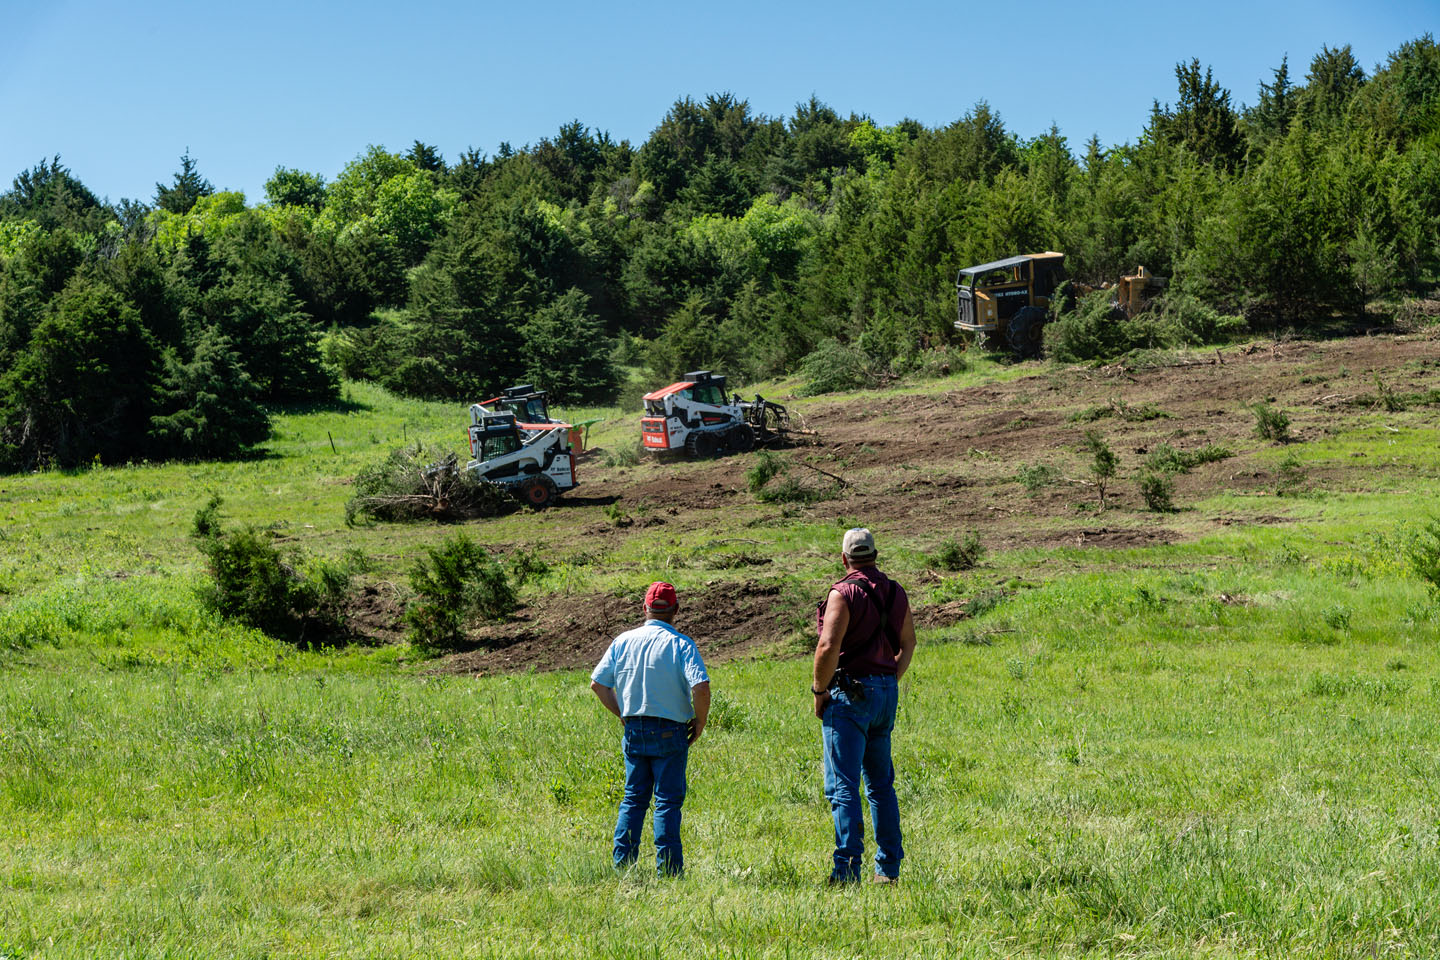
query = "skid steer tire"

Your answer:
(1006, 307), (1047, 359)
(686, 430), (719, 459)
(728, 424), (756, 453)
(518, 475), (558, 510)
